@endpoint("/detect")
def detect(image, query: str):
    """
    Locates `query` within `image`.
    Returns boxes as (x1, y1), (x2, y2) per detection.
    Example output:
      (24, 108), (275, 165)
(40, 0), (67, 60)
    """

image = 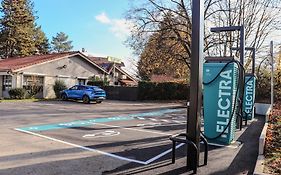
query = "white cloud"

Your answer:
(95, 12), (111, 24)
(110, 19), (134, 39)
(95, 12), (135, 39)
